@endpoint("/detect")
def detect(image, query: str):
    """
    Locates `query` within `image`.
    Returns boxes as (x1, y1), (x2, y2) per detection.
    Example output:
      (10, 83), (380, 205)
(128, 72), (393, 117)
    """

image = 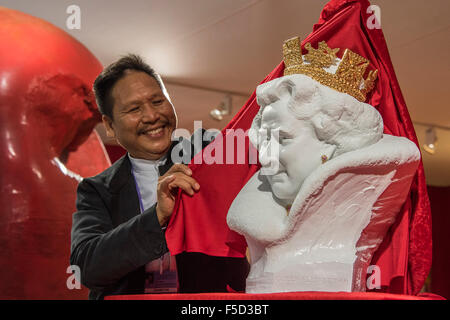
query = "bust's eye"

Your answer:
(280, 138), (292, 145)
(279, 132), (293, 145)
(268, 94), (279, 104)
(152, 99), (164, 106)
